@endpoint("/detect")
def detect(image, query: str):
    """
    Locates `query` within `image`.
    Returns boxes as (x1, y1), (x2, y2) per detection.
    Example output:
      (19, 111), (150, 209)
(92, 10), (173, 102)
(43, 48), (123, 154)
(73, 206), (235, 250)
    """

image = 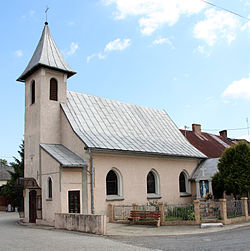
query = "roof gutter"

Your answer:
(88, 148), (95, 214)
